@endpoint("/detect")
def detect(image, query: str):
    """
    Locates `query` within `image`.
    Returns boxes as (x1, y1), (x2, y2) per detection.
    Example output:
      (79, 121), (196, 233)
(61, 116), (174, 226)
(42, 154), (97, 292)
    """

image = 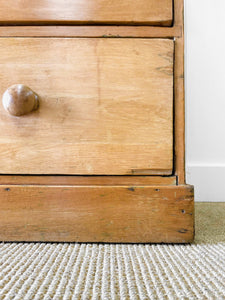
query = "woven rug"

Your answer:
(0, 203), (225, 300)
